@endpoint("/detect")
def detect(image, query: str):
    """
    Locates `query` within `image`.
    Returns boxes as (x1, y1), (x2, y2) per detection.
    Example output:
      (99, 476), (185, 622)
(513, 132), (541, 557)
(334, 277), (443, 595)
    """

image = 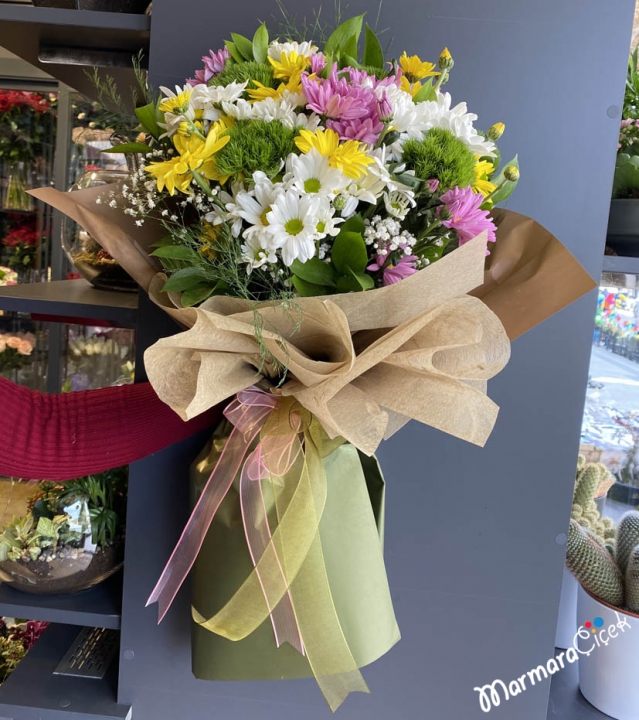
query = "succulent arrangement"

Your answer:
(570, 456), (616, 544)
(566, 511), (639, 613)
(0, 467), (127, 566)
(0, 618), (48, 685)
